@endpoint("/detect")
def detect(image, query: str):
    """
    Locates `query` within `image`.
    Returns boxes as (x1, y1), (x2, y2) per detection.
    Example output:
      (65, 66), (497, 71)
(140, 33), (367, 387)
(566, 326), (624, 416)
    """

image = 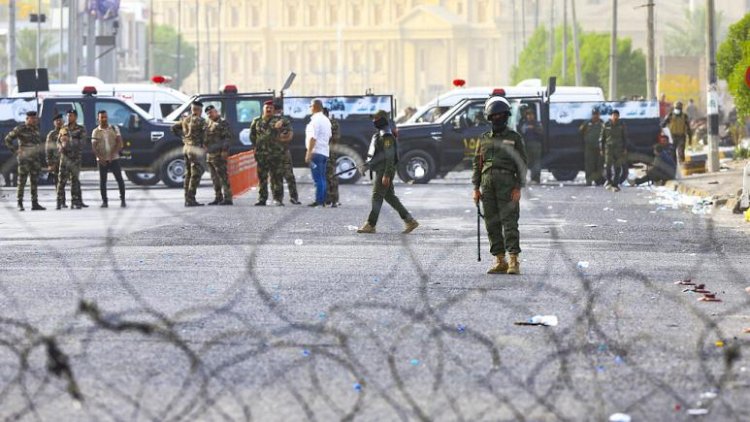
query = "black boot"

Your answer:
(208, 197), (223, 206)
(56, 200), (62, 210)
(219, 199), (234, 206)
(101, 200), (109, 208)
(31, 201), (46, 211)
(17, 200), (24, 211)
(254, 200), (266, 206)
(79, 201), (89, 208)
(120, 198), (126, 208)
